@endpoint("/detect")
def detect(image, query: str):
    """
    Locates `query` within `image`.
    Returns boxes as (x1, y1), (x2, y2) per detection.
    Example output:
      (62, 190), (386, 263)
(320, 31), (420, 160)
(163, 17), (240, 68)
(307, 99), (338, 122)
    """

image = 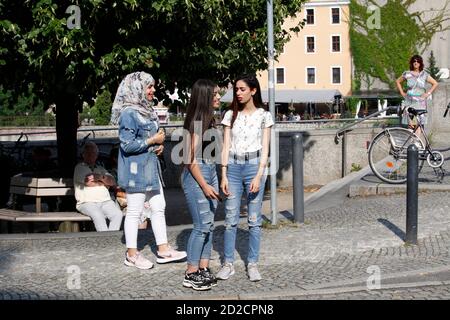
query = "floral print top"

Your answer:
(221, 108), (274, 155)
(402, 70), (430, 110)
